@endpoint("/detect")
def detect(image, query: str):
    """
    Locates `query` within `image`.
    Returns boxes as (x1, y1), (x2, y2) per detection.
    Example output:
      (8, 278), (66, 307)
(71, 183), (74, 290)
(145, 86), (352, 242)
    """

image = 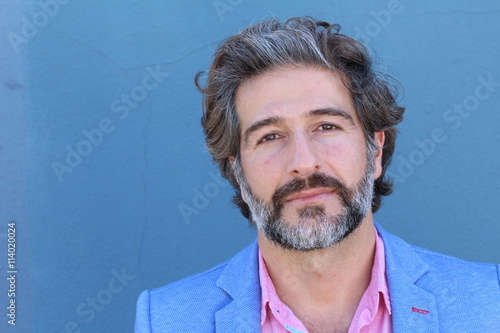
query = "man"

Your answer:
(135, 17), (499, 332)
